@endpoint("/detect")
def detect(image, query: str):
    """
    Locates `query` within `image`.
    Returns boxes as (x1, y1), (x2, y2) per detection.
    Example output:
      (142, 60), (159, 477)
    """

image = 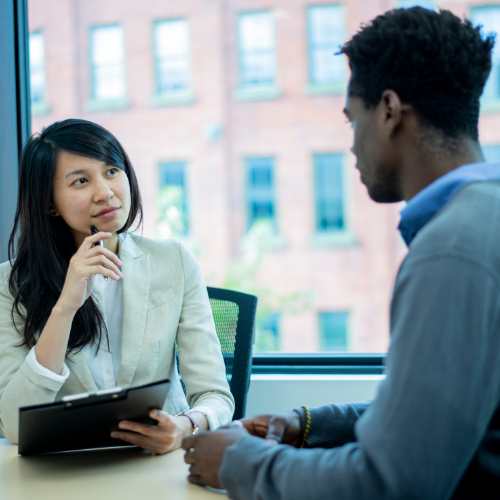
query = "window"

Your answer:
(255, 313), (280, 352)
(314, 153), (345, 232)
(397, 0), (434, 8)
(246, 157), (276, 228)
(238, 12), (276, 90)
(158, 162), (189, 237)
(319, 312), (349, 351)
(90, 25), (126, 101)
(483, 145), (500, 163)
(29, 32), (45, 104)
(307, 5), (345, 85)
(472, 7), (500, 101)
(154, 20), (190, 96)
